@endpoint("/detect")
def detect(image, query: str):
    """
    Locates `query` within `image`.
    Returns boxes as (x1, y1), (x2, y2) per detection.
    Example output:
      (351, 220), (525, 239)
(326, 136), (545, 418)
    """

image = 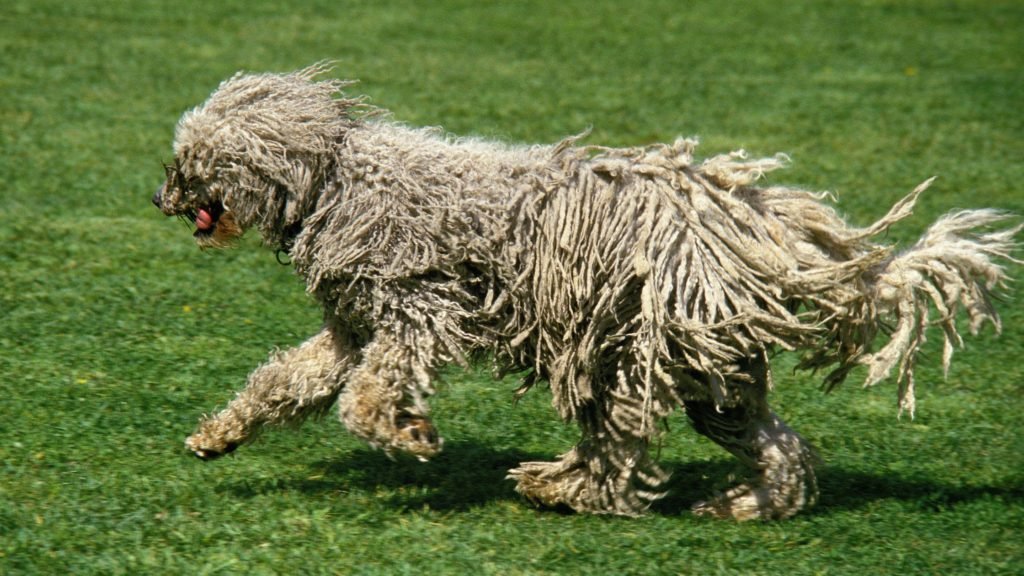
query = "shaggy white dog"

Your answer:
(154, 65), (1018, 519)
